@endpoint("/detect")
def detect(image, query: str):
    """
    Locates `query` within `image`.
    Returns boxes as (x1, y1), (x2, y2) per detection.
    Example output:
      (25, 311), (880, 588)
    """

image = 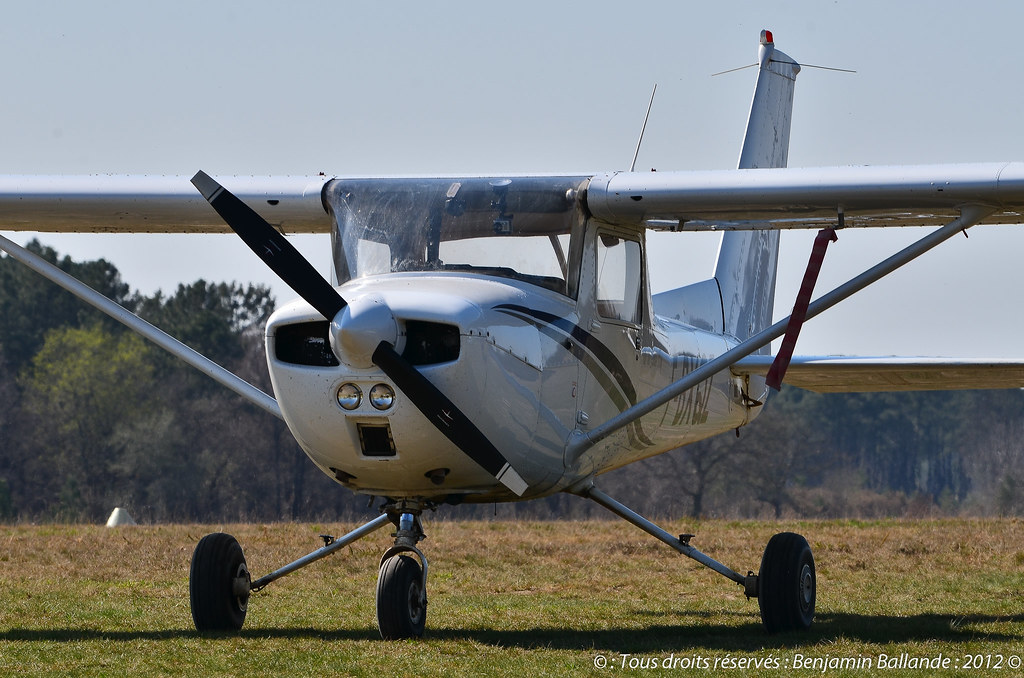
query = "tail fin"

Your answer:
(715, 30), (800, 347)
